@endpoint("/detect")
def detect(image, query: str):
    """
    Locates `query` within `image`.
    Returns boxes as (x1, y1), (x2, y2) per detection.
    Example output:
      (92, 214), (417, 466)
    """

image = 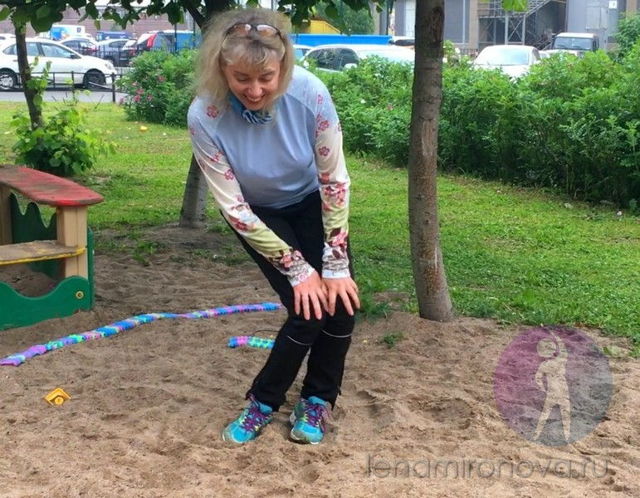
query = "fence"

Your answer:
(74, 46), (137, 67)
(14, 71), (125, 103)
(74, 44), (195, 67)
